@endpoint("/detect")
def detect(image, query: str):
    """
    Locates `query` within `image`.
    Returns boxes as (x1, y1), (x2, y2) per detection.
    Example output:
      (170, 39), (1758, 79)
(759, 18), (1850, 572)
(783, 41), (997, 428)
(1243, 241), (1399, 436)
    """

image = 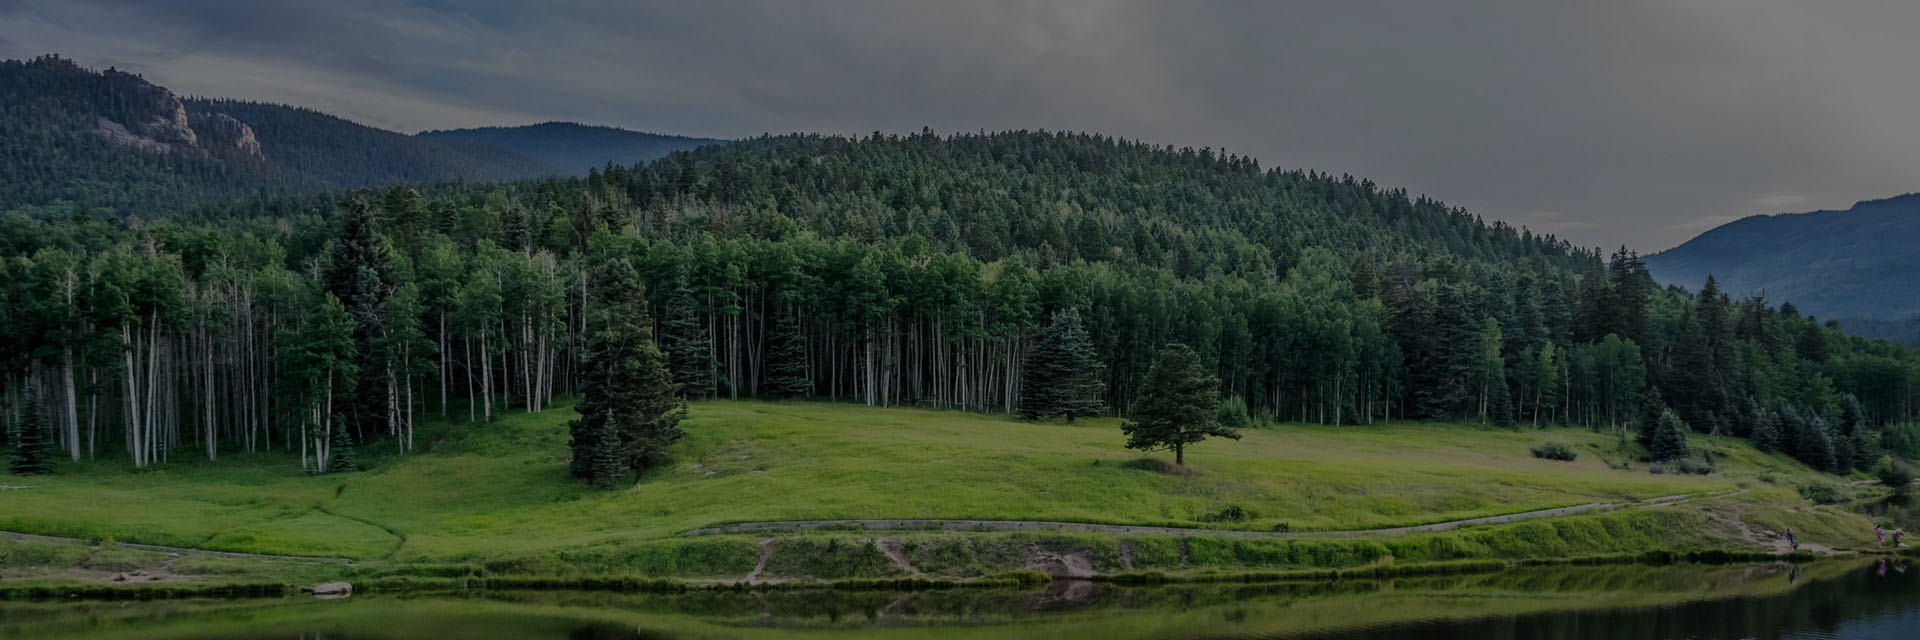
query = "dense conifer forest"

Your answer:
(0, 55), (556, 220)
(2, 130), (1916, 476)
